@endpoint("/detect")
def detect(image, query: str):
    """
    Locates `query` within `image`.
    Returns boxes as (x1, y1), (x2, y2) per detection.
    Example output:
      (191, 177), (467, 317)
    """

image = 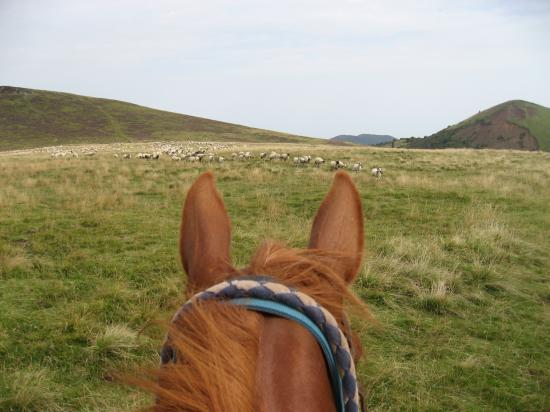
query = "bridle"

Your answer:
(161, 276), (365, 412)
